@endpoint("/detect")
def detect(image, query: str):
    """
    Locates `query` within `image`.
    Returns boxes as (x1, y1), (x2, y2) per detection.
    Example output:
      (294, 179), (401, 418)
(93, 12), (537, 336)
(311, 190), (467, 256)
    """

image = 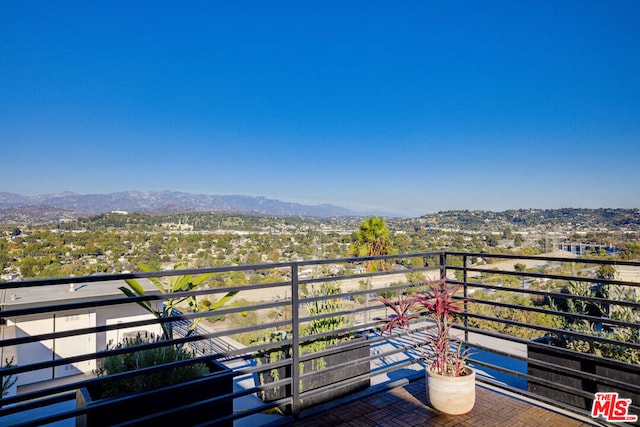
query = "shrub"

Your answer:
(94, 337), (209, 399)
